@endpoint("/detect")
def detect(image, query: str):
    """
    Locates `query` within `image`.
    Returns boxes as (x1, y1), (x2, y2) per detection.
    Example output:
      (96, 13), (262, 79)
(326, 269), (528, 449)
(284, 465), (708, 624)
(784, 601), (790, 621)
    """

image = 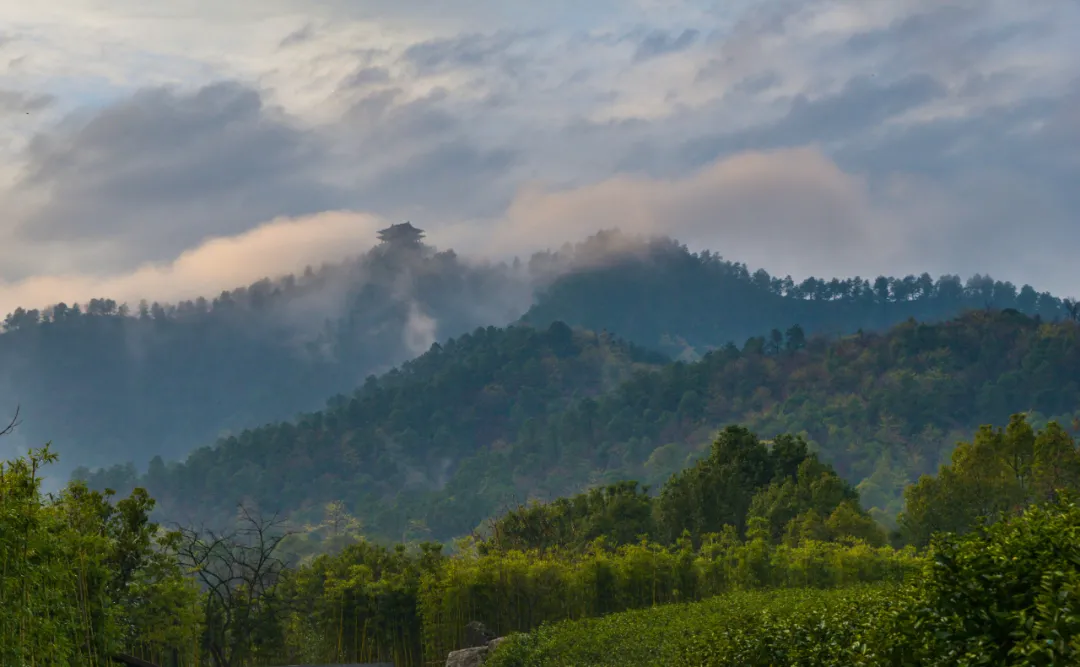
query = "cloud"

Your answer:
(633, 29), (699, 62)
(7, 81), (342, 276)
(0, 0), (1079, 308)
(403, 32), (524, 76)
(279, 22), (315, 49)
(340, 66), (391, 88)
(464, 147), (912, 280)
(682, 74), (949, 167)
(0, 89), (53, 115)
(0, 210), (387, 316)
